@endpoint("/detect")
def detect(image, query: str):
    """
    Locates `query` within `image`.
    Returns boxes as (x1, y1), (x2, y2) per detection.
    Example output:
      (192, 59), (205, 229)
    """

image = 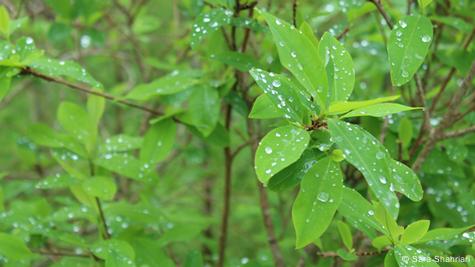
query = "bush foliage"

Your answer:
(0, 0), (474, 266)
